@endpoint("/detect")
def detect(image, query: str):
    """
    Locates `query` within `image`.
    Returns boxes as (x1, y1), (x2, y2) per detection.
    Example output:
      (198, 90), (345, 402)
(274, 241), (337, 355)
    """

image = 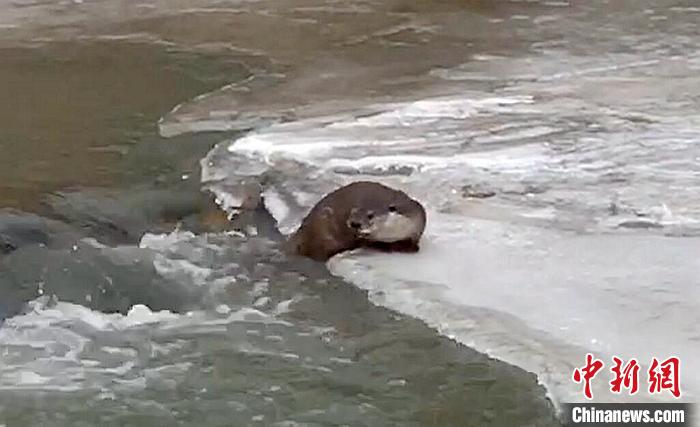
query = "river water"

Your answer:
(1, 0), (698, 425)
